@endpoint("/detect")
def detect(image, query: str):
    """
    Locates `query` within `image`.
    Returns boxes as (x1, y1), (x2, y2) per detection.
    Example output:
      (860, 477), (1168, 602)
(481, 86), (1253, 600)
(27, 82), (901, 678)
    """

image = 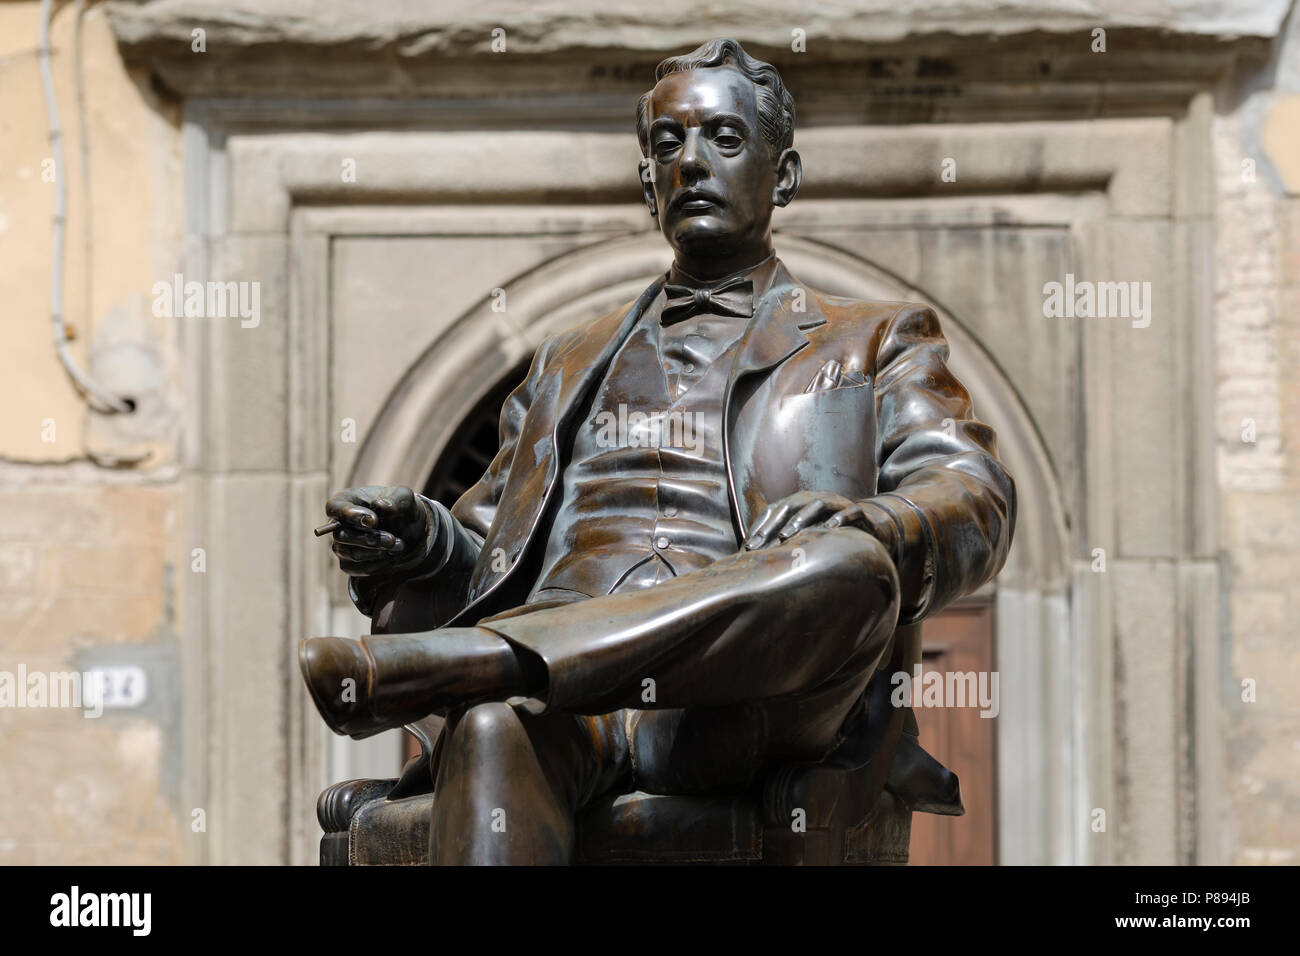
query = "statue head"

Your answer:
(637, 38), (802, 279)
